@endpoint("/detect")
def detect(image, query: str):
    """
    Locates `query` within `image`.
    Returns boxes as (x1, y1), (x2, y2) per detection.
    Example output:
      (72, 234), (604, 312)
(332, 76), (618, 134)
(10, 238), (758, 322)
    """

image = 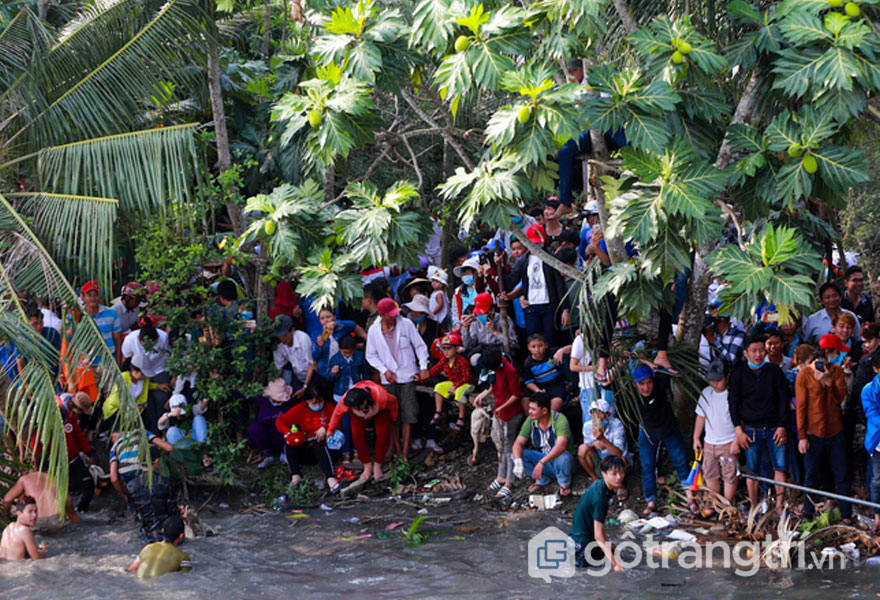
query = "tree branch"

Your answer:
(400, 88), (475, 170)
(612, 0), (637, 35)
(511, 227), (586, 283)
